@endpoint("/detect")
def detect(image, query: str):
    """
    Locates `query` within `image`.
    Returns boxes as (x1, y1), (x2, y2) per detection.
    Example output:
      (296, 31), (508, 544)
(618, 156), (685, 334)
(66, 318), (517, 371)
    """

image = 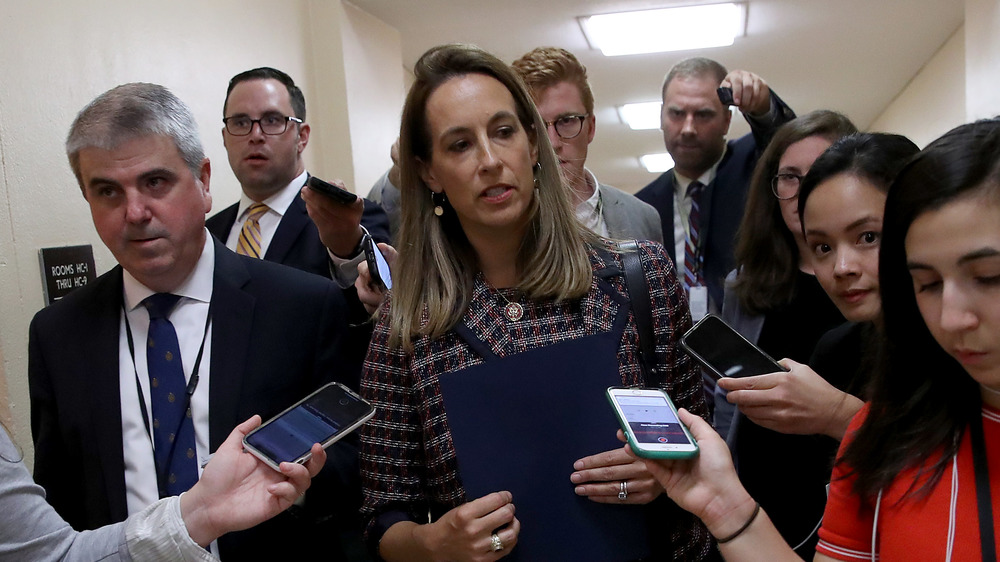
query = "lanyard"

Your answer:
(971, 412), (997, 562)
(122, 299), (211, 497)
